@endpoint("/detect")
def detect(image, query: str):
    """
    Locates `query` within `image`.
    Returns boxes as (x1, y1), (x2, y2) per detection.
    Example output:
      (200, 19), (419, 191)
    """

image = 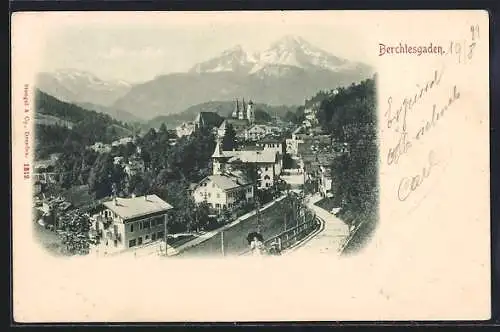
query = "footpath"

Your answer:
(287, 194), (350, 255)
